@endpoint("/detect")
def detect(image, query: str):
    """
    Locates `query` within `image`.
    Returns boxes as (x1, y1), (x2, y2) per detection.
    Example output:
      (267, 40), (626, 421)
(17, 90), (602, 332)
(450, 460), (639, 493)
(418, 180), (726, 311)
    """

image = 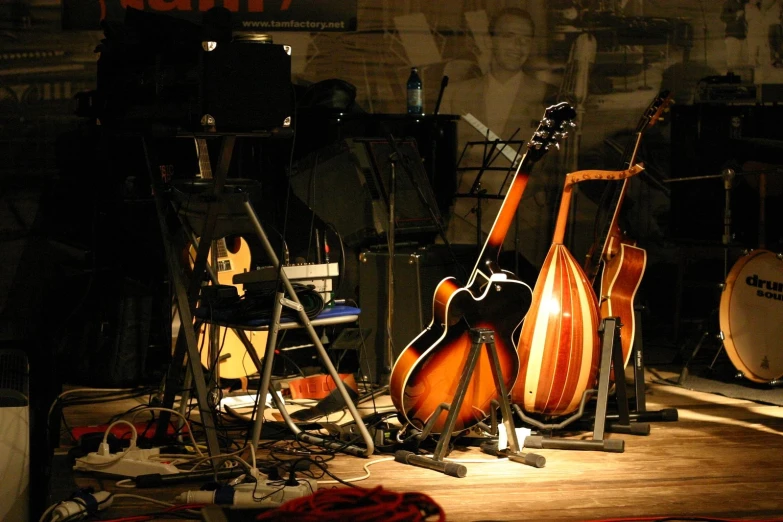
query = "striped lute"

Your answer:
(511, 163), (644, 416)
(390, 102), (576, 434)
